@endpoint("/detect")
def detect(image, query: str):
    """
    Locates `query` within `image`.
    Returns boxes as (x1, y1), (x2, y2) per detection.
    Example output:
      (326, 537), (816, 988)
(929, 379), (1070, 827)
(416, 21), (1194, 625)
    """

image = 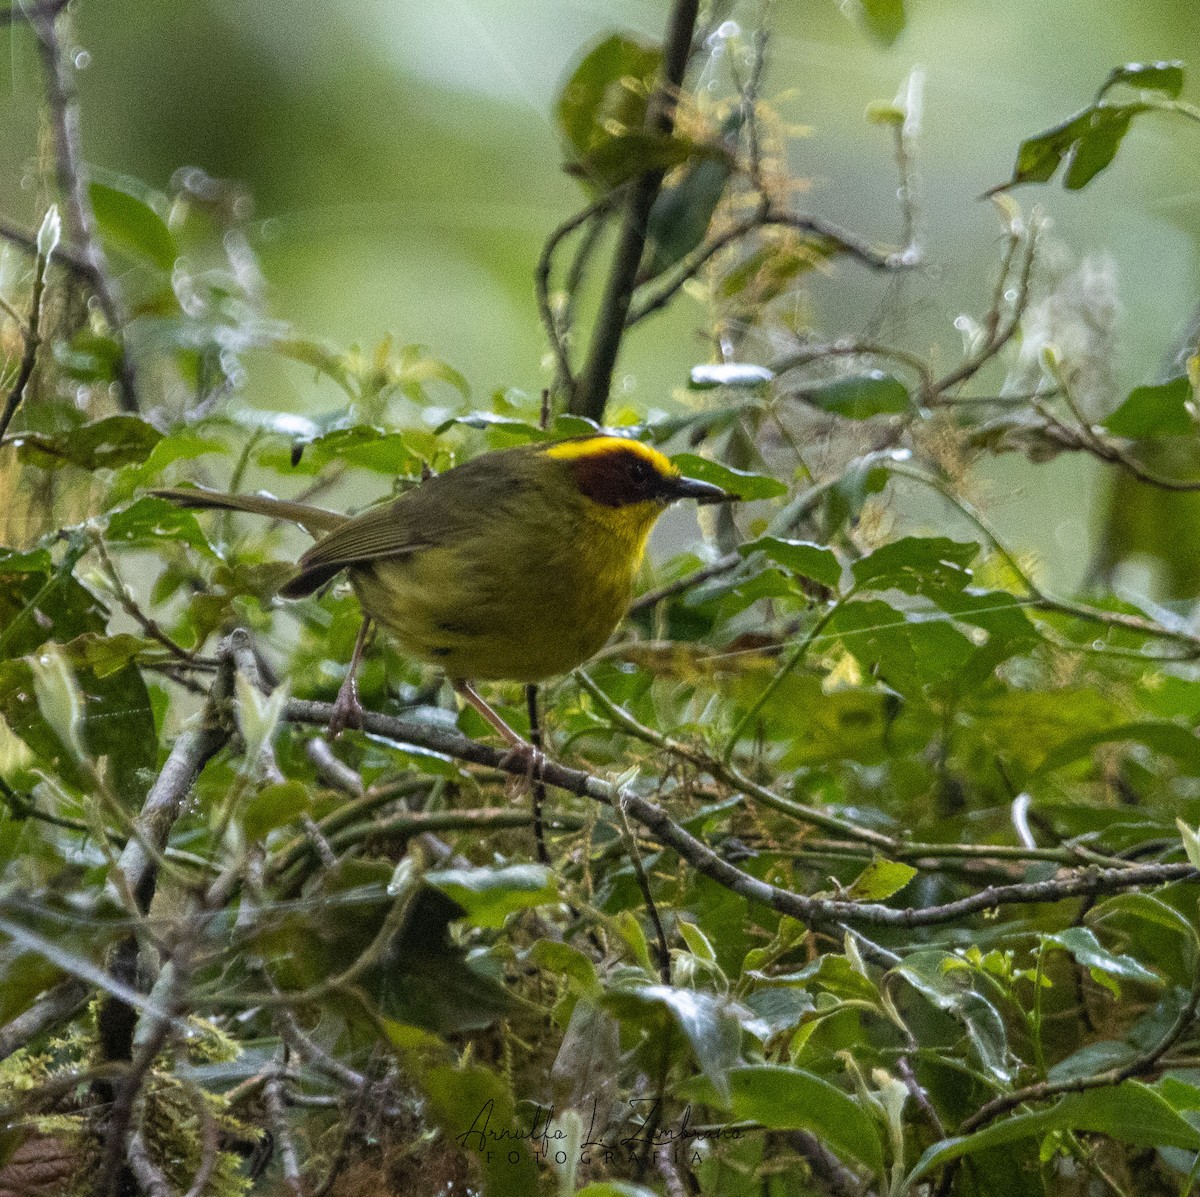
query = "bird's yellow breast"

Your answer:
(349, 496), (660, 682)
